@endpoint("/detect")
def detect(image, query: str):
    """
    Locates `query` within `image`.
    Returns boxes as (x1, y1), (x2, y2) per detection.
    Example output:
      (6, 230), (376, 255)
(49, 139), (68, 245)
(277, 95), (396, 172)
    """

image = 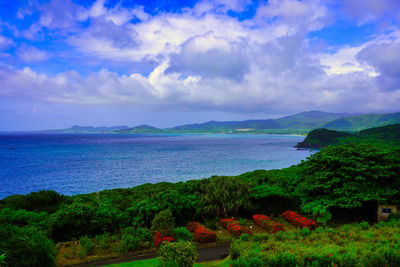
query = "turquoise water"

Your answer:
(0, 133), (312, 198)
